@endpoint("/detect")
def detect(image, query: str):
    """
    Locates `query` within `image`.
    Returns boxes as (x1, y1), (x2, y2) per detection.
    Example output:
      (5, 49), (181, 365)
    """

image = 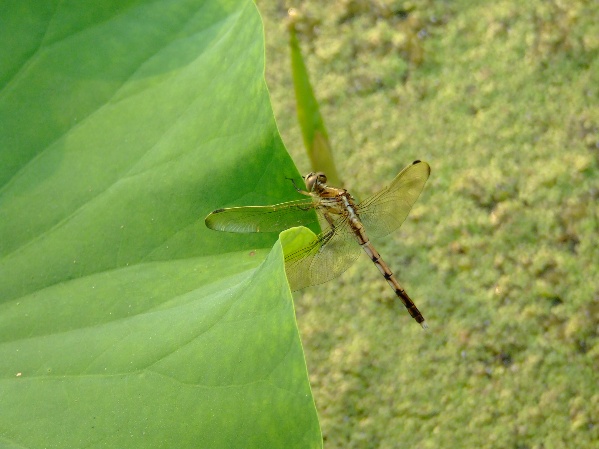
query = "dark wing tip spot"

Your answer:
(412, 159), (431, 175)
(211, 208), (226, 214)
